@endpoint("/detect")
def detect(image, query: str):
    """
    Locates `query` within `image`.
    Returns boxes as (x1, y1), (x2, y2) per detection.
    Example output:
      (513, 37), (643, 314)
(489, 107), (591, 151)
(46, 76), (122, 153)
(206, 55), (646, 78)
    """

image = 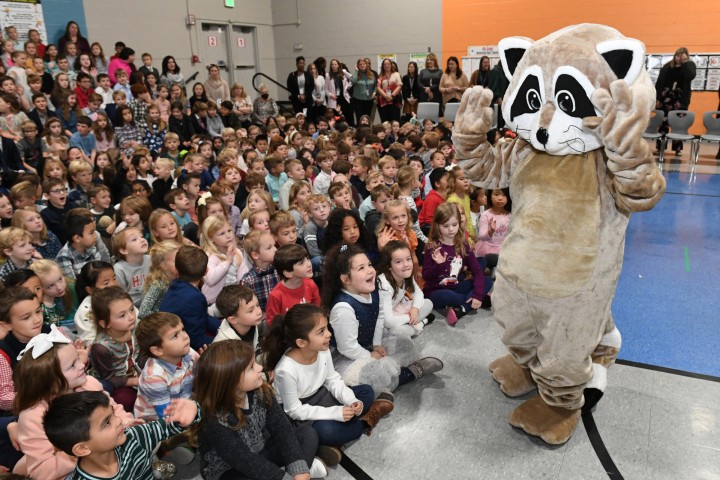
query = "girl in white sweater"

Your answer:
(378, 240), (434, 337)
(263, 304), (392, 465)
